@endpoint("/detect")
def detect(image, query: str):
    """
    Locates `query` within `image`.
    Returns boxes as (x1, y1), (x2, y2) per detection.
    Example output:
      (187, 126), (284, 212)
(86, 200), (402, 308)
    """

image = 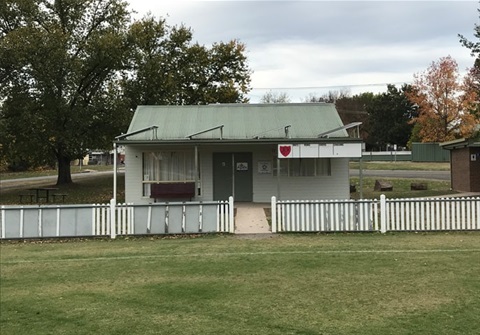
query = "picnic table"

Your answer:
(26, 187), (59, 203)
